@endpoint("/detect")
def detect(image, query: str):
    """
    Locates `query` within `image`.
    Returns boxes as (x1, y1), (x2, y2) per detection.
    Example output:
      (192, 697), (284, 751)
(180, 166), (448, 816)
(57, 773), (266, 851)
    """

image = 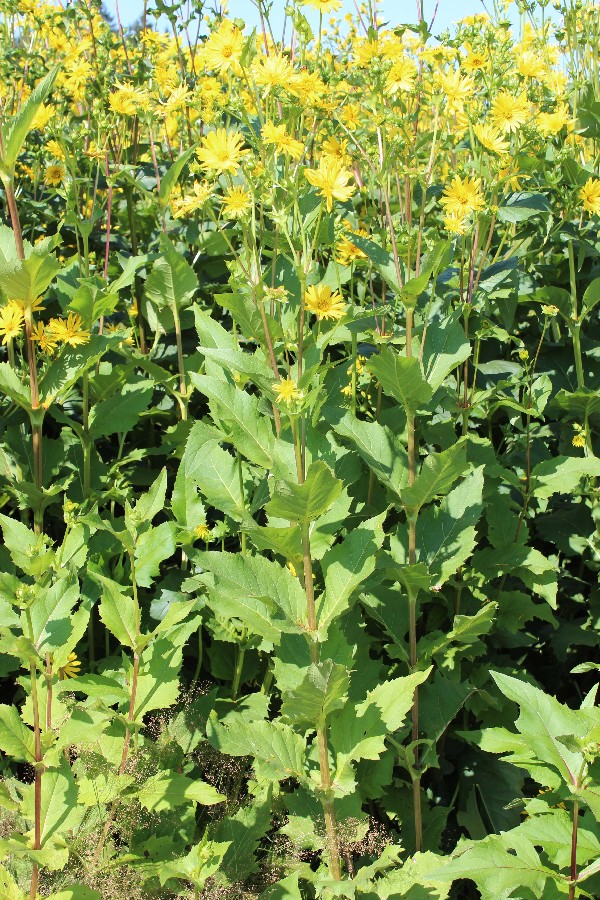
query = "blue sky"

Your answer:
(102, 0), (546, 37)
